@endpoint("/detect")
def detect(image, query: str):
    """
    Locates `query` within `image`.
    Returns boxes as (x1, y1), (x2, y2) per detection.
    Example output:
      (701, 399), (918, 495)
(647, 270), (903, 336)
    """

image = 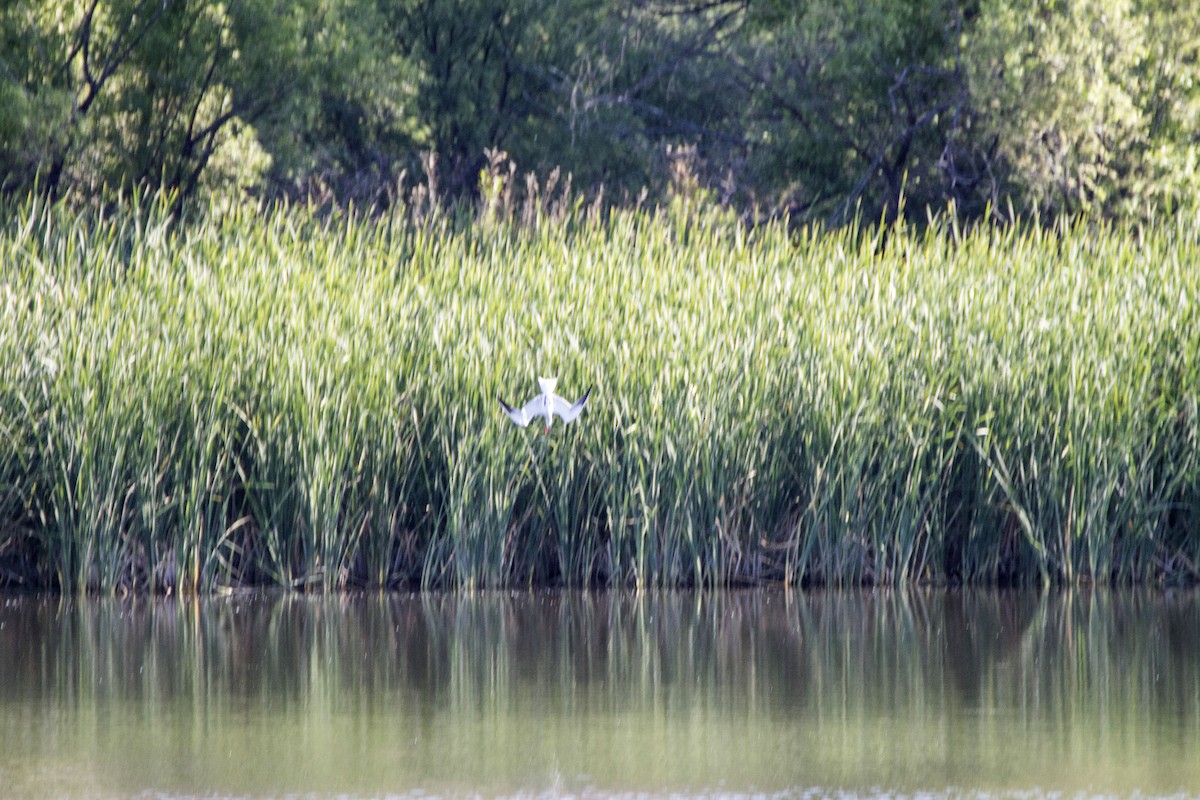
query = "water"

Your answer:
(0, 590), (1197, 799)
